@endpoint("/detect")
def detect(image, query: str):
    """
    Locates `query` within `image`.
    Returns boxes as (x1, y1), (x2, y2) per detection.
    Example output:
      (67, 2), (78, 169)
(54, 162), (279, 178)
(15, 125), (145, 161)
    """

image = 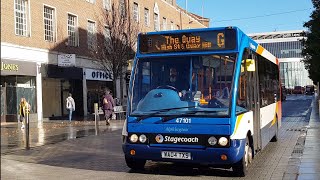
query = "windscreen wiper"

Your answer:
(136, 106), (196, 122)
